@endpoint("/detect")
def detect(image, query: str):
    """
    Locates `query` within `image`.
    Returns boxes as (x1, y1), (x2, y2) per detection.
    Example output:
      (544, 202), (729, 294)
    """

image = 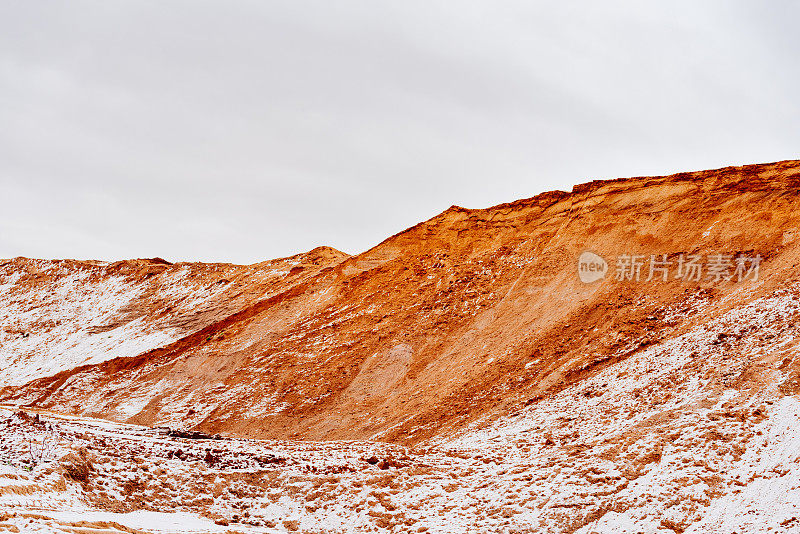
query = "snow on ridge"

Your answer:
(0, 273), (158, 387)
(420, 285), (800, 533)
(442, 287), (800, 452)
(0, 263), (237, 388)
